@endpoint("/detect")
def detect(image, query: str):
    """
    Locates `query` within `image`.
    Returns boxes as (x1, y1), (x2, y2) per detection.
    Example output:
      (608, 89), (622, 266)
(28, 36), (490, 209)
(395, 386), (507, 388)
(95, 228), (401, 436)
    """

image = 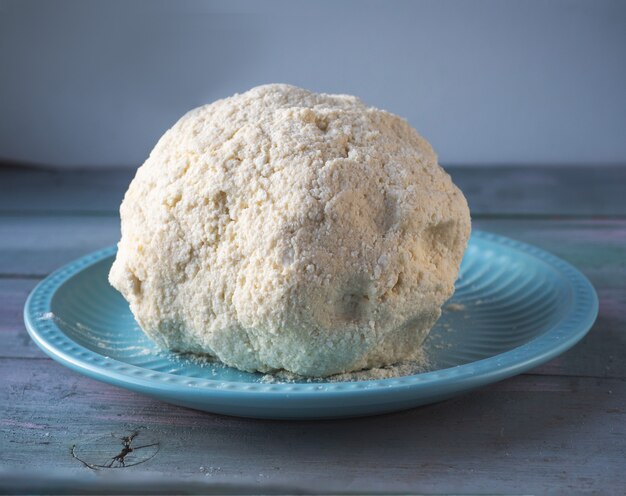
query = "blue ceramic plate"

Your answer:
(24, 231), (597, 419)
